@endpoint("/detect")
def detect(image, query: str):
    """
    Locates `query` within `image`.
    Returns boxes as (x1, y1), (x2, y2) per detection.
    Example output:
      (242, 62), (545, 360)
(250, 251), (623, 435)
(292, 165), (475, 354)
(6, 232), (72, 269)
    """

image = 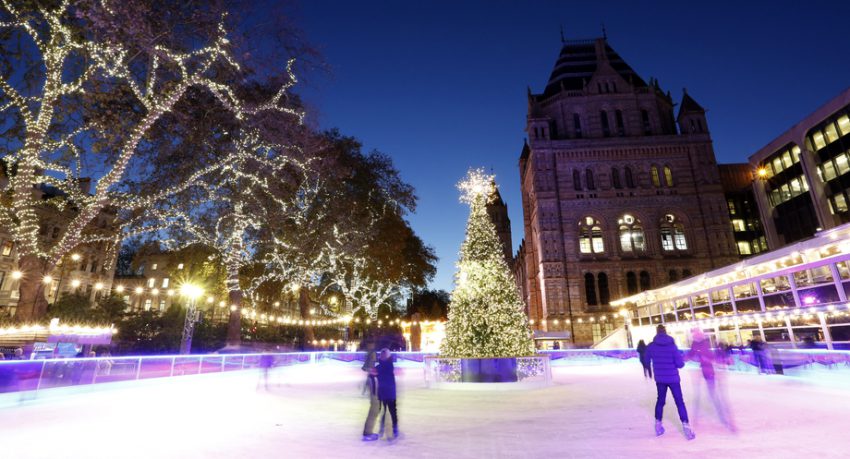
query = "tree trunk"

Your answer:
(226, 289), (243, 347)
(299, 287), (314, 346)
(15, 254), (49, 322)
